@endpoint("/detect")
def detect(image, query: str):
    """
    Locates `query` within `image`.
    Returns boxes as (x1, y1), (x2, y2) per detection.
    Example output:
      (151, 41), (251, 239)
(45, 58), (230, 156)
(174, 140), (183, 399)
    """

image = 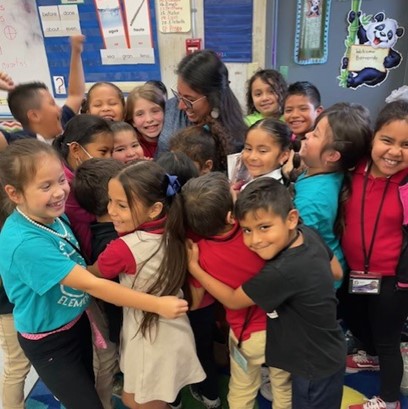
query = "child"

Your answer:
(187, 178), (346, 409)
(0, 139), (188, 409)
(124, 83), (165, 158)
(295, 103), (371, 288)
(53, 114), (113, 259)
(245, 69), (287, 126)
(156, 151), (199, 187)
(111, 122), (145, 164)
(182, 172), (291, 409)
(83, 82), (125, 122)
(283, 81), (323, 139)
(240, 118), (291, 190)
(169, 125), (220, 174)
(338, 100), (408, 409)
(73, 158), (125, 409)
(0, 35), (85, 149)
(95, 161), (205, 409)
